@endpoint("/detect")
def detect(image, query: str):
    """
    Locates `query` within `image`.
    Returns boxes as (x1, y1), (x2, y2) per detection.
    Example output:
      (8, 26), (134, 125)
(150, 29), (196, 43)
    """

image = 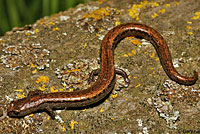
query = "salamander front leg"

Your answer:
(45, 106), (55, 119)
(88, 68), (130, 87)
(115, 68), (130, 87)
